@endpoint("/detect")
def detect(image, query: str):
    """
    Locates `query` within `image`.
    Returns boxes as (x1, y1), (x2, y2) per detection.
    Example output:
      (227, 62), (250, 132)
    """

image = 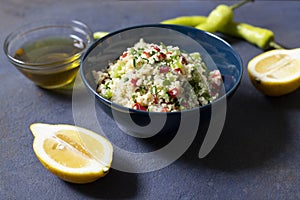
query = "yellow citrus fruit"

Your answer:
(30, 123), (113, 184)
(247, 48), (300, 96)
